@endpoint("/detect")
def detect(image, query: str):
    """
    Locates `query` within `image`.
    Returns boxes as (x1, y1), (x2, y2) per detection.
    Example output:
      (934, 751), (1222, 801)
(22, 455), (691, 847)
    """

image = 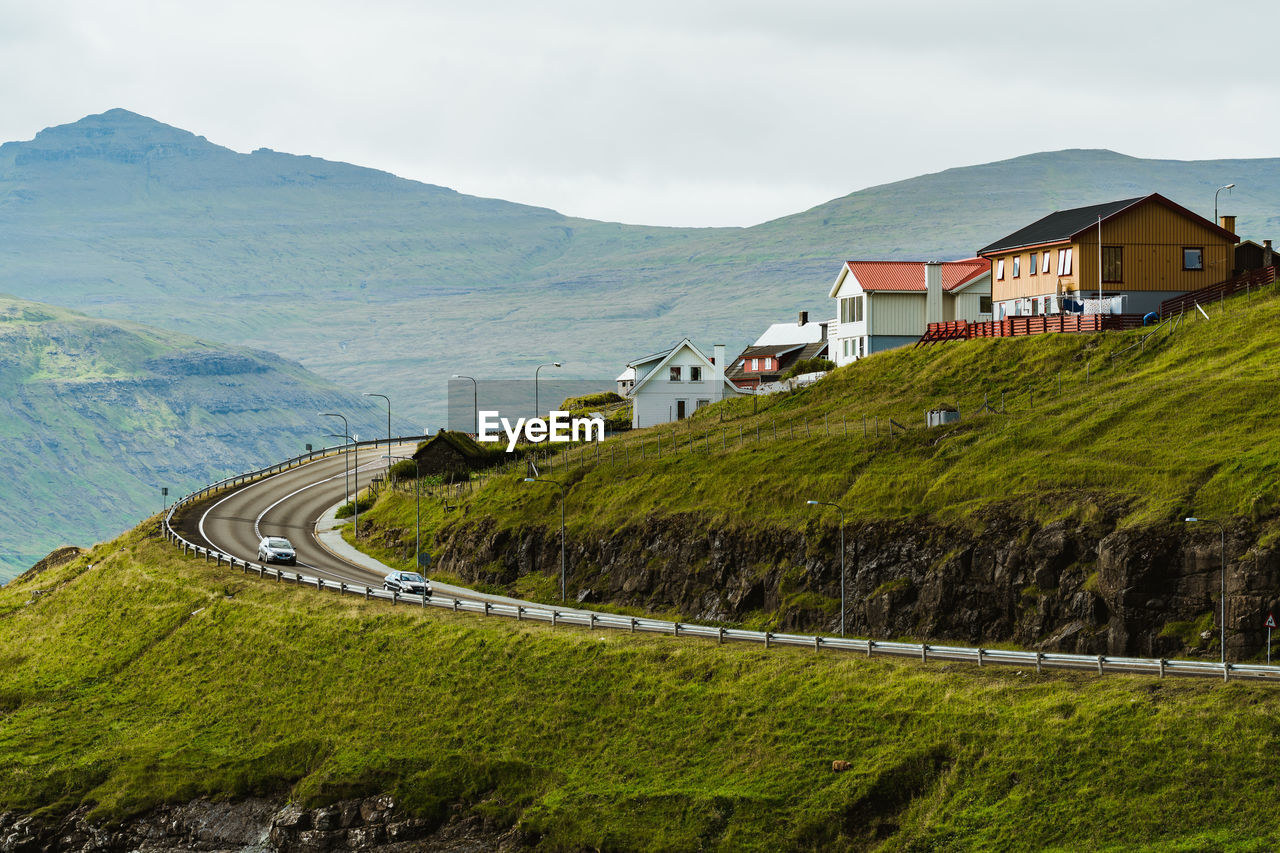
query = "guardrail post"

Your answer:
(815, 636), (822, 653)
(517, 606), (524, 621)
(1097, 655), (1104, 675)
(255, 565), (262, 578)
(632, 618), (639, 634)
(717, 626), (724, 644)
(363, 586), (370, 600)
(921, 643), (928, 663)
(764, 632), (772, 649)
(867, 640), (874, 658)
(453, 599), (460, 613)
(1036, 652), (1043, 674)
(422, 593), (427, 609)
(977, 648), (983, 667)
(1224, 663), (1230, 683)
(1158, 658), (1165, 678)
(589, 613), (596, 630)
(340, 582), (347, 596)
(317, 578), (323, 592)
(674, 622), (680, 637)
(483, 602), (491, 617)
(552, 610), (558, 628)
(391, 591), (397, 605)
